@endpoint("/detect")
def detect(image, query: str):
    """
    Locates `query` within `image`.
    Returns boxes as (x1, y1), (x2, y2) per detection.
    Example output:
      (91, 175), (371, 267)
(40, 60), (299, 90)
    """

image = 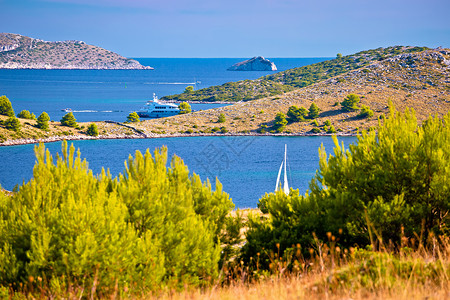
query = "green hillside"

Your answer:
(161, 46), (429, 102)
